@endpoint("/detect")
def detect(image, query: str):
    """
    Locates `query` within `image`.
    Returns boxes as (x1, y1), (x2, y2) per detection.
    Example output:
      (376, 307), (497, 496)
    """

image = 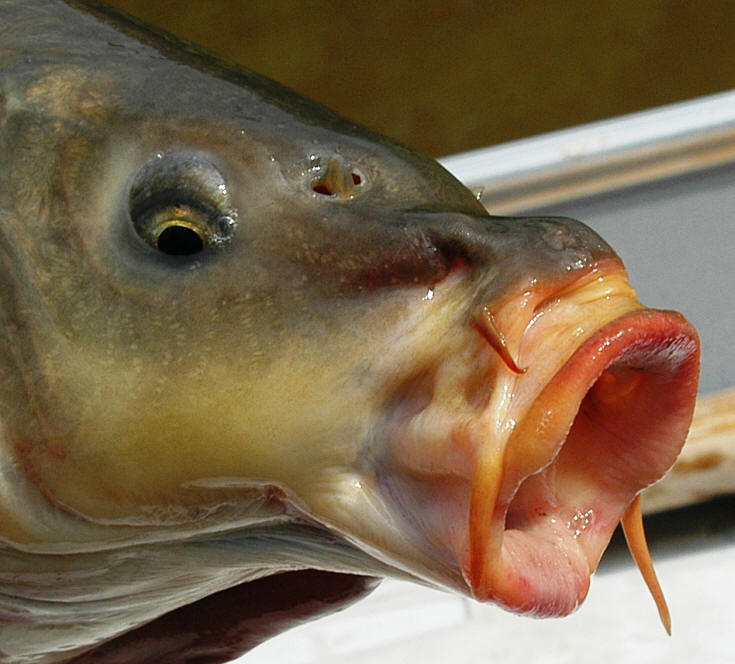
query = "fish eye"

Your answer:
(129, 152), (237, 256)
